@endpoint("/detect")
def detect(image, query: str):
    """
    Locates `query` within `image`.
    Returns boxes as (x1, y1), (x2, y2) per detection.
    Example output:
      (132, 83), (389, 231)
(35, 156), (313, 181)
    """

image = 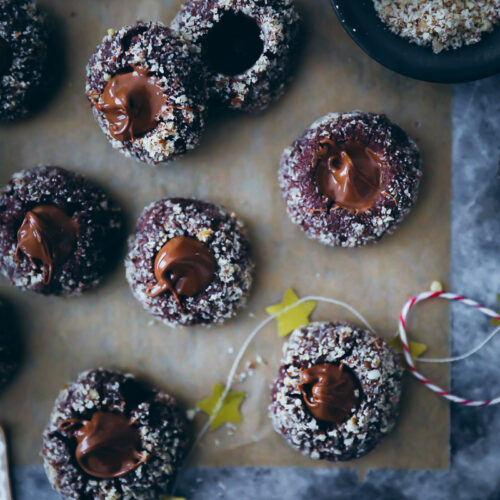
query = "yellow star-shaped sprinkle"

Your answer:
(490, 294), (500, 327)
(266, 288), (316, 337)
(197, 383), (245, 431)
(389, 334), (427, 370)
